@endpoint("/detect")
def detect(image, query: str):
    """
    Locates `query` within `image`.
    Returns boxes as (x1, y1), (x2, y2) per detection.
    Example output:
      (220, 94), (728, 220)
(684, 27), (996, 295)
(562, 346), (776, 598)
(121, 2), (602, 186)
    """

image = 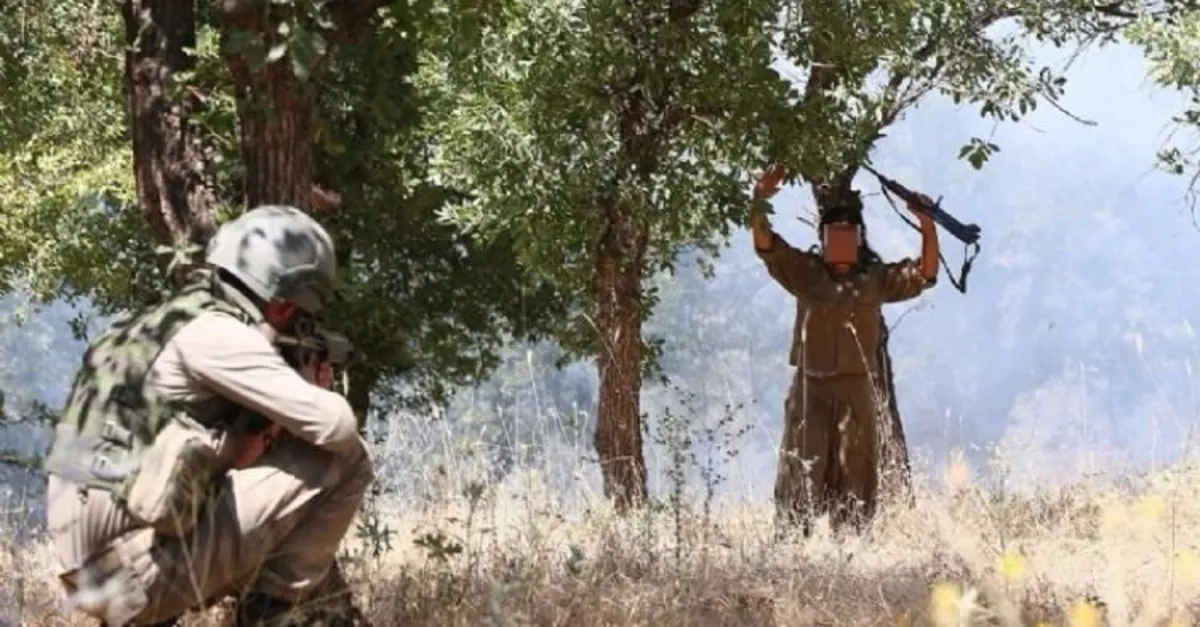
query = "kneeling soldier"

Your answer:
(43, 205), (375, 626)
